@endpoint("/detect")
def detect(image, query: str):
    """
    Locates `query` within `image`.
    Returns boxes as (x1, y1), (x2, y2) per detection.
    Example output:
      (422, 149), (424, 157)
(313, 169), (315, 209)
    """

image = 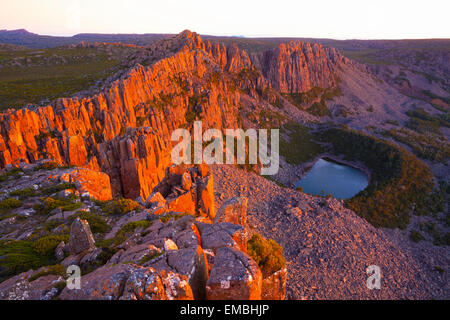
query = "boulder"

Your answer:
(215, 196), (248, 226)
(148, 246), (208, 300)
(68, 218), (96, 255)
(0, 270), (62, 300)
(55, 241), (66, 260)
(59, 263), (130, 300)
(206, 247), (262, 300)
(144, 192), (166, 209)
(166, 190), (196, 215)
(181, 171), (192, 190)
(59, 168), (113, 201)
(197, 222), (247, 253)
(121, 266), (194, 300)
